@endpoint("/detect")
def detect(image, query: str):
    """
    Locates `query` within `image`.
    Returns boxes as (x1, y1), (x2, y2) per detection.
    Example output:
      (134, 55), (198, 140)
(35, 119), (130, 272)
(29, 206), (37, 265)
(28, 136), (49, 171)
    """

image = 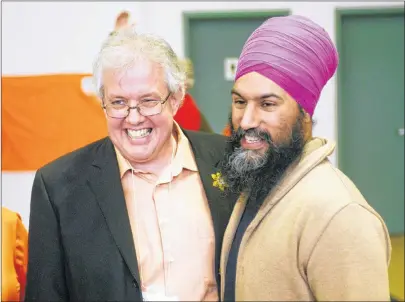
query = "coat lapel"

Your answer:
(87, 138), (141, 287)
(195, 155), (233, 284)
(242, 139), (335, 241)
(184, 130), (237, 288)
